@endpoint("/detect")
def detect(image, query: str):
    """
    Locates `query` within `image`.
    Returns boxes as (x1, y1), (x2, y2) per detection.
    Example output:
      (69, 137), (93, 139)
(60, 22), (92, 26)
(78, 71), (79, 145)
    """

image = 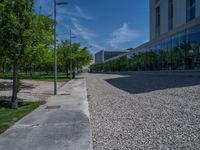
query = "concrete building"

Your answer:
(131, 0), (200, 70)
(94, 50), (127, 64)
(150, 0), (200, 40)
(104, 53), (128, 63)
